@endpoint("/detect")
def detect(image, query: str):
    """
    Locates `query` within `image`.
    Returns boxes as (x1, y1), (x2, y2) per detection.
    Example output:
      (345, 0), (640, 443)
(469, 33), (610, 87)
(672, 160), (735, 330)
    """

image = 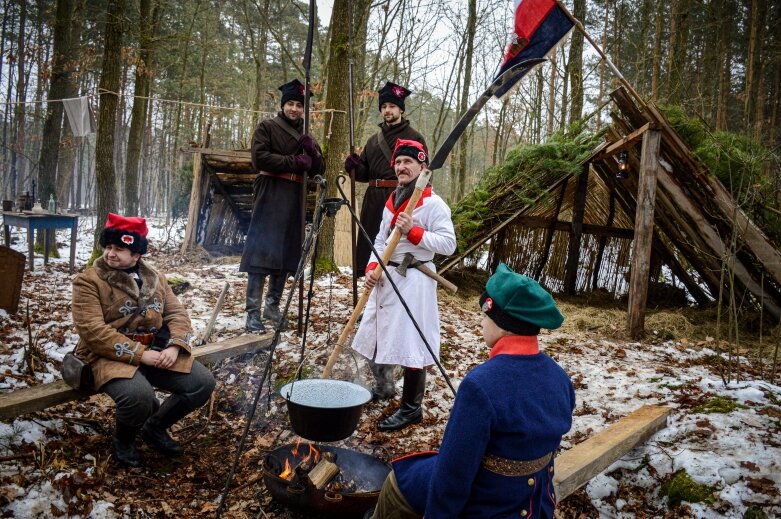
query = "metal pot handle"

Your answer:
(324, 491), (343, 502)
